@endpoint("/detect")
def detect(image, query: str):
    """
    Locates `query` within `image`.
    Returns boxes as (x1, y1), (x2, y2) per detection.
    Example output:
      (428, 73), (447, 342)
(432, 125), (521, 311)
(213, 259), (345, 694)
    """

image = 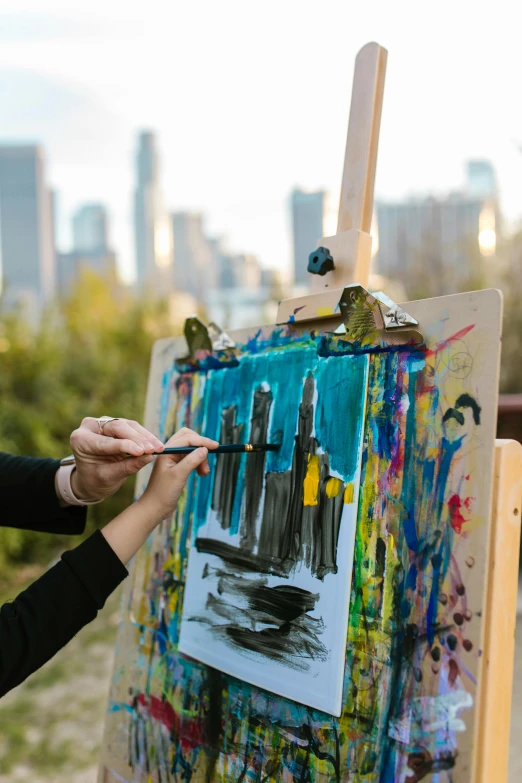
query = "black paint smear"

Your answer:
(455, 392), (481, 424)
(313, 463), (346, 580)
(247, 584), (318, 623)
(279, 374), (315, 564)
(406, 750), (456, 782)
(258, 471), (292, 559)
(194, 569), (327, 667)
(442, 408), (465, 426)
(375, 538), (386, 578)
(218, 616), (327, 669)
(211, 405), (242, 529)
(240, 386), (273, 552)
(196, 537), (291, 578)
